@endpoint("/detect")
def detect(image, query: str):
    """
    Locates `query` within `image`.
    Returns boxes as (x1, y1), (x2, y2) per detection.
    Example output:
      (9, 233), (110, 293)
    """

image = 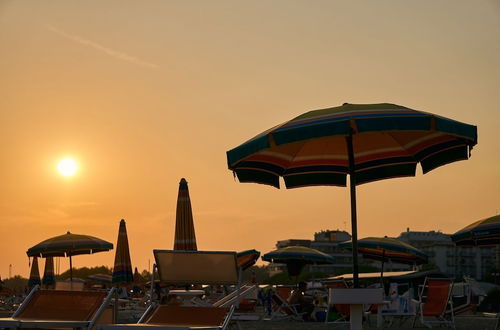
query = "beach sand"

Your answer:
(236, 315), (497, 329)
